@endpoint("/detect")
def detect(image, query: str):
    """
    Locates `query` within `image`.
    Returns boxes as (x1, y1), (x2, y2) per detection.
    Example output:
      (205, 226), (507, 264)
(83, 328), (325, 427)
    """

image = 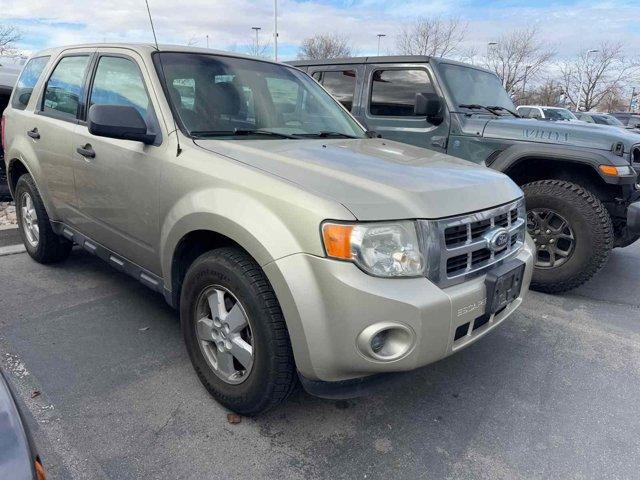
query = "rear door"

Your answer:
(31, 52), (94, 221)
(71, 49), (165, 272)
(361, 63), (449, 152)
